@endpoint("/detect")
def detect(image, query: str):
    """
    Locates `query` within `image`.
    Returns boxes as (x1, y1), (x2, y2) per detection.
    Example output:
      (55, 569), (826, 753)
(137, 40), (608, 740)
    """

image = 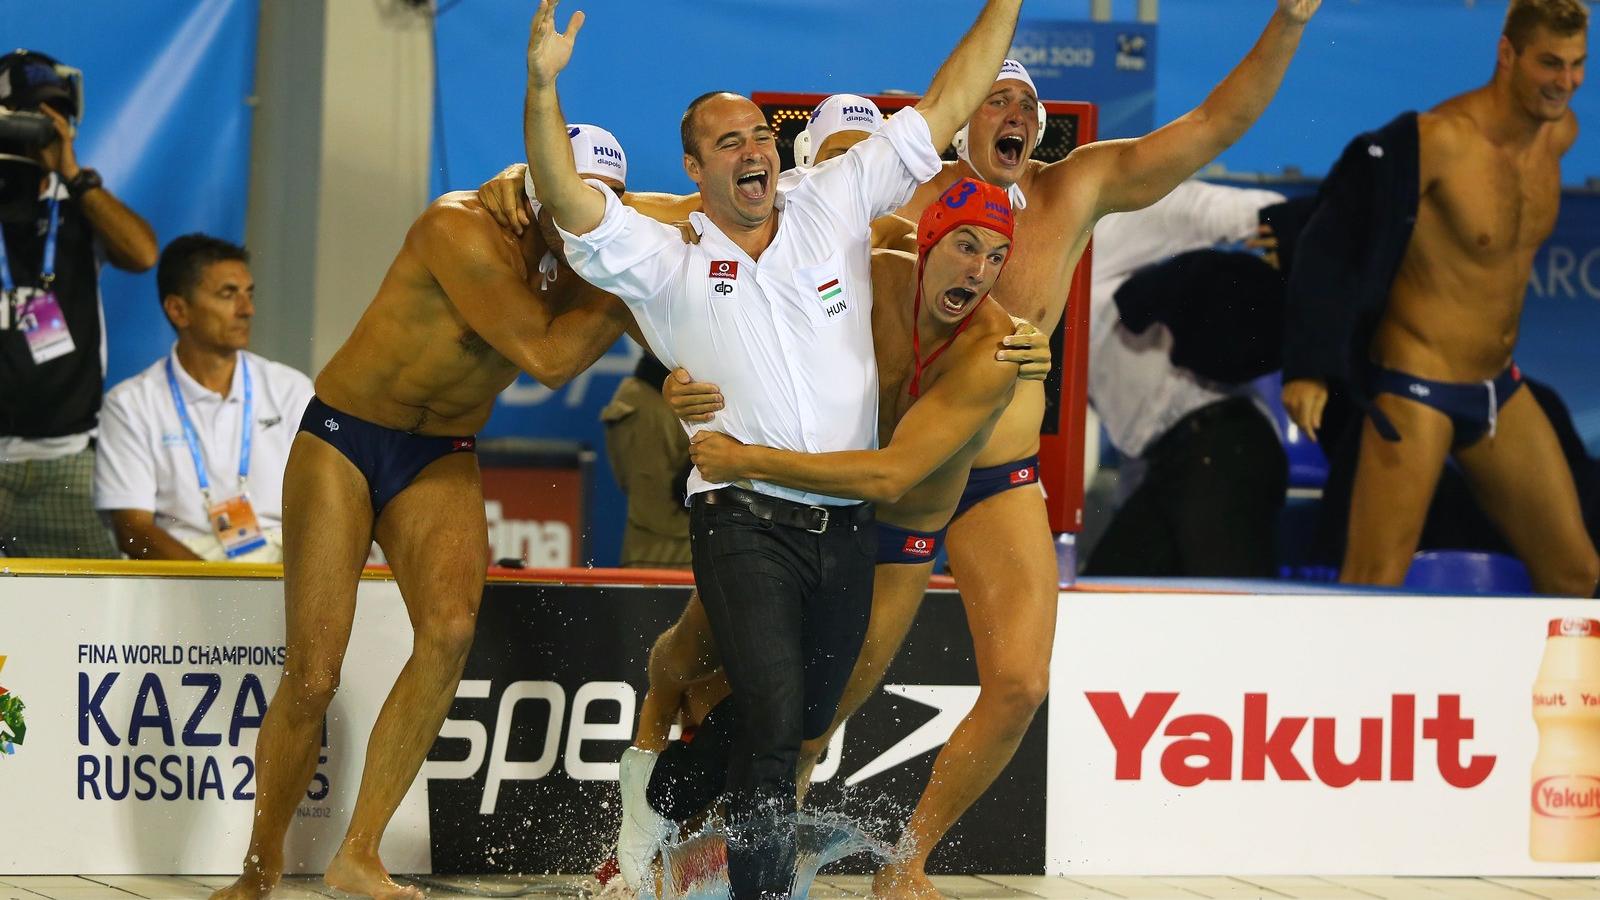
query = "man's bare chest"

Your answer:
(1428, 150), (1560, 258)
